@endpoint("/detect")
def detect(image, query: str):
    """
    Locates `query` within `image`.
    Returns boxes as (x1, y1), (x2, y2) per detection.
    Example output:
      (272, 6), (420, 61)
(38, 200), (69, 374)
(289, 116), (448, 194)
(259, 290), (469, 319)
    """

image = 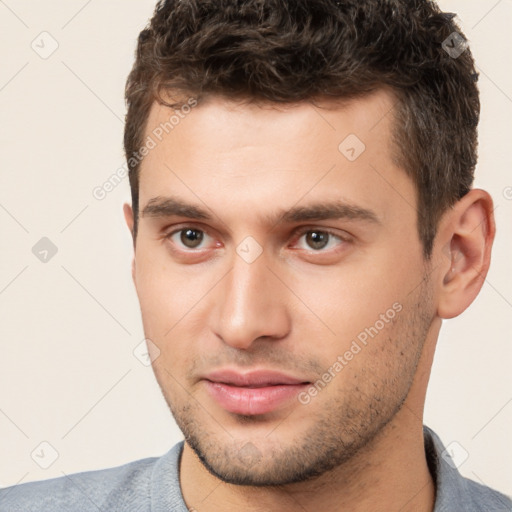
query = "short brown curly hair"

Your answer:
(124, 0), (480, 257)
